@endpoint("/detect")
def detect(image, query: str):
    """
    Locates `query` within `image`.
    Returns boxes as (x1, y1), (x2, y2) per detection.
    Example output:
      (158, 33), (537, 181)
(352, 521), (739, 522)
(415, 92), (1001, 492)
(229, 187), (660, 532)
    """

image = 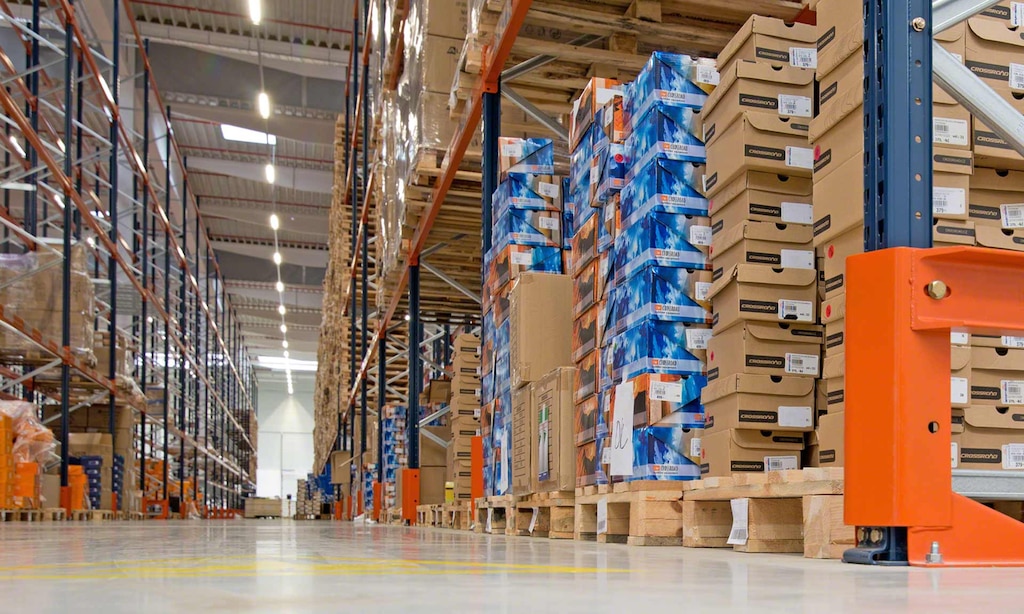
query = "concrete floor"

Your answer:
(1, 522), (1023, 613)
